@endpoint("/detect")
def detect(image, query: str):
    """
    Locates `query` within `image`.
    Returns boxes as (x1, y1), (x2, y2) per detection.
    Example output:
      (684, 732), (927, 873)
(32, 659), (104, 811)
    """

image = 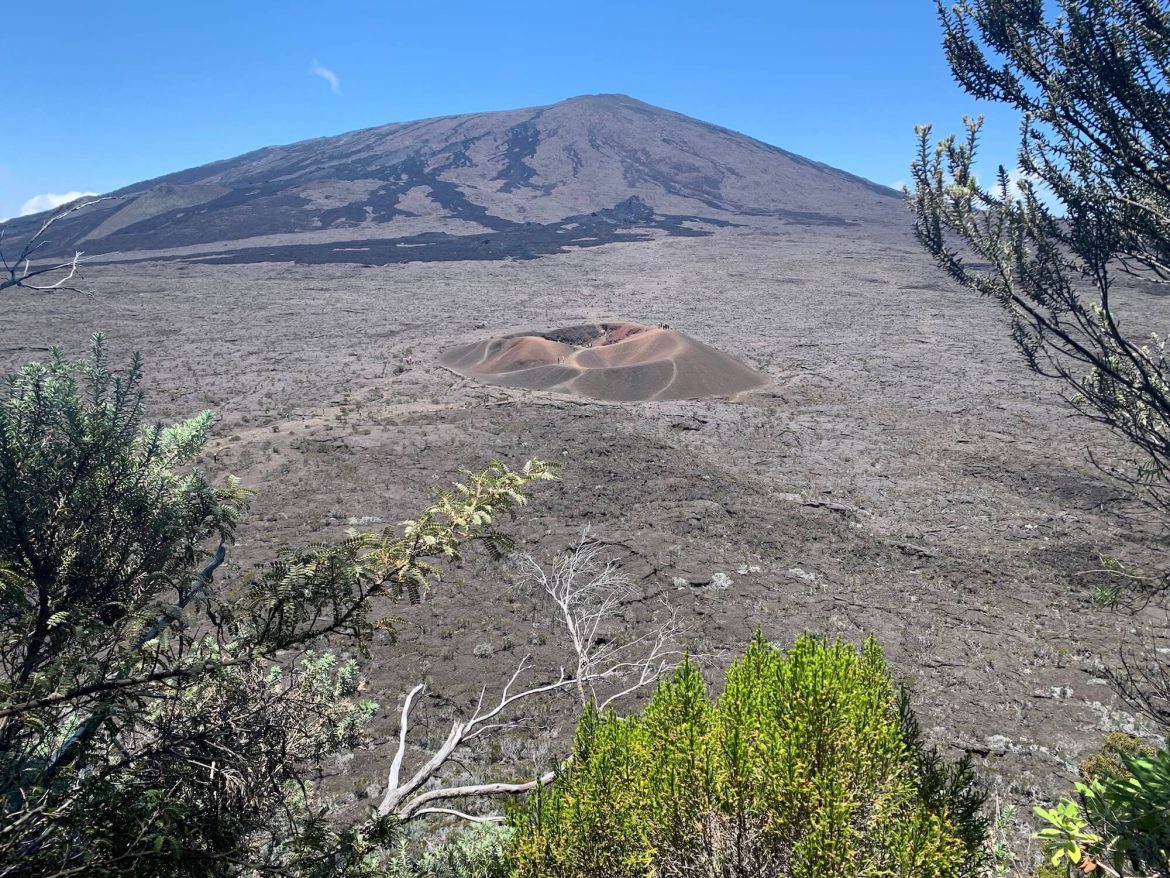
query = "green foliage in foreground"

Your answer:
(913, 2), (1170, 873)
(0, 336), (555, 876)
(1037, 740), (1169, 877)
(384, 825), (516, 878)
(510, 633), (988, 878)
